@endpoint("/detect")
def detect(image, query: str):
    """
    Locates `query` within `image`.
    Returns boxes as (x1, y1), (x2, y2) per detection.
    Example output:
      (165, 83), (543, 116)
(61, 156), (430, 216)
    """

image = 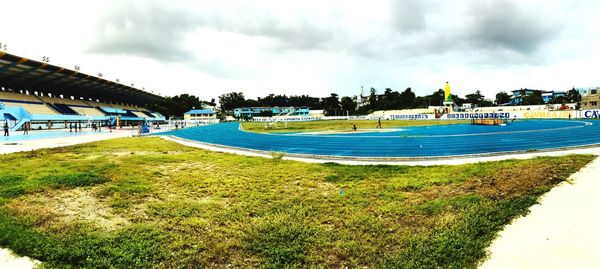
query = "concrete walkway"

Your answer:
(480, 157), (600, 269)
(0, 249), (39, 269)
(0, 129), (134, 155)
